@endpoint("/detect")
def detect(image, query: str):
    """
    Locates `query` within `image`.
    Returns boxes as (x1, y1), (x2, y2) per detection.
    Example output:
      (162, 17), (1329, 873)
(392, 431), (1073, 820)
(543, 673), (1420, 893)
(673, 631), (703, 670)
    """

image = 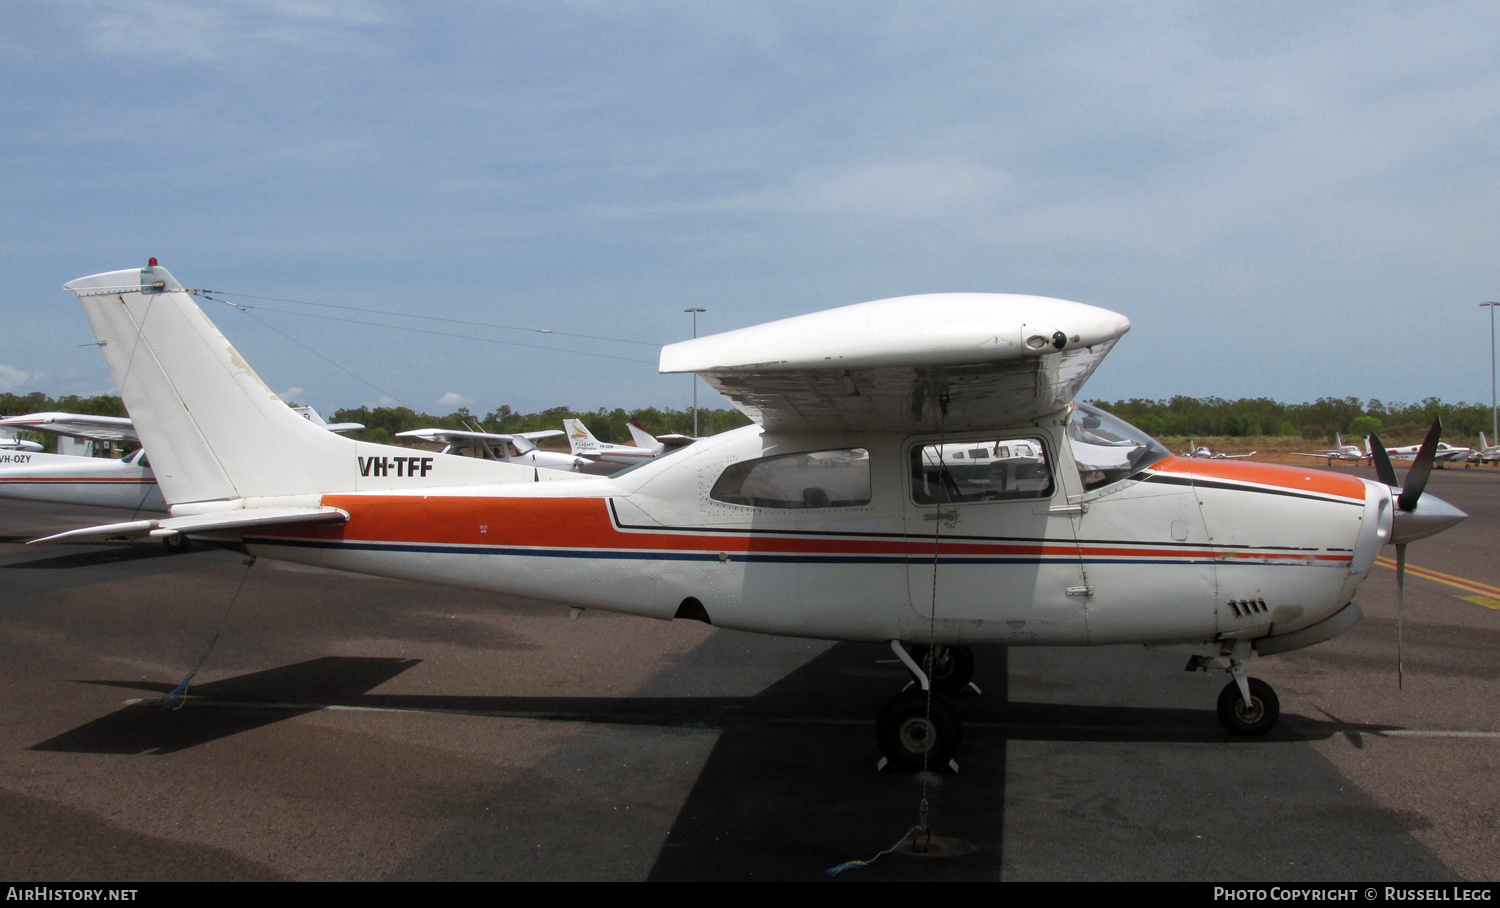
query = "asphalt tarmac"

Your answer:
(1, 464), (1497, 882)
